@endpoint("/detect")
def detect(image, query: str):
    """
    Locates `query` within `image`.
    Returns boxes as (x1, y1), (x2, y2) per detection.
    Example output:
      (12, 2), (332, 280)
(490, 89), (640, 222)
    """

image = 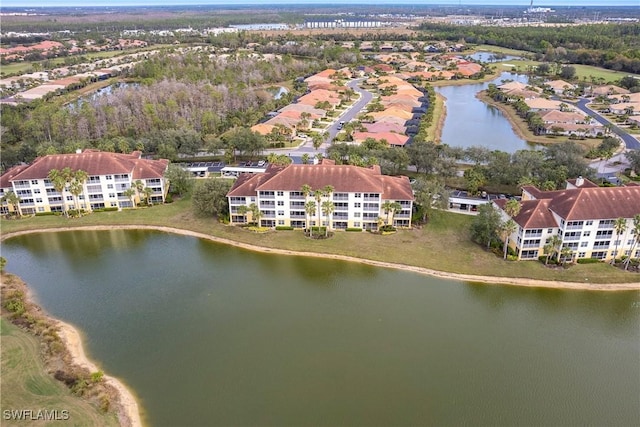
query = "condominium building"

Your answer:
(494, 177), (640, 261)
(227, 160), (414, 230)
(0, 150), (169, 215)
